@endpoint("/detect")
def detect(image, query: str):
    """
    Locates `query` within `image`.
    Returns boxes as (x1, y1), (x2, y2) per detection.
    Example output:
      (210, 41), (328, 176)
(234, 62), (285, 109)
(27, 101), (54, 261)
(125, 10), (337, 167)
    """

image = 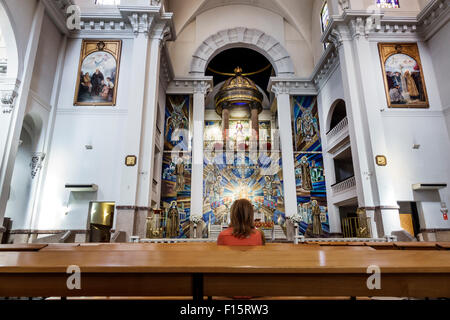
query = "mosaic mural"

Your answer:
(160, 95), (192, 238)
(292, 96), (329, 236)
(202, 120), (285, 226)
